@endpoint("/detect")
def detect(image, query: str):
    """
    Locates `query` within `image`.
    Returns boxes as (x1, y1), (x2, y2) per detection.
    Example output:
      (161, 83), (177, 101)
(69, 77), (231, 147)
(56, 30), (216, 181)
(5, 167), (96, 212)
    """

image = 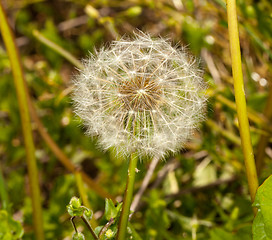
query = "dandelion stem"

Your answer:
(226, 0), (258, 207)
(117, 153), (138, 240)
